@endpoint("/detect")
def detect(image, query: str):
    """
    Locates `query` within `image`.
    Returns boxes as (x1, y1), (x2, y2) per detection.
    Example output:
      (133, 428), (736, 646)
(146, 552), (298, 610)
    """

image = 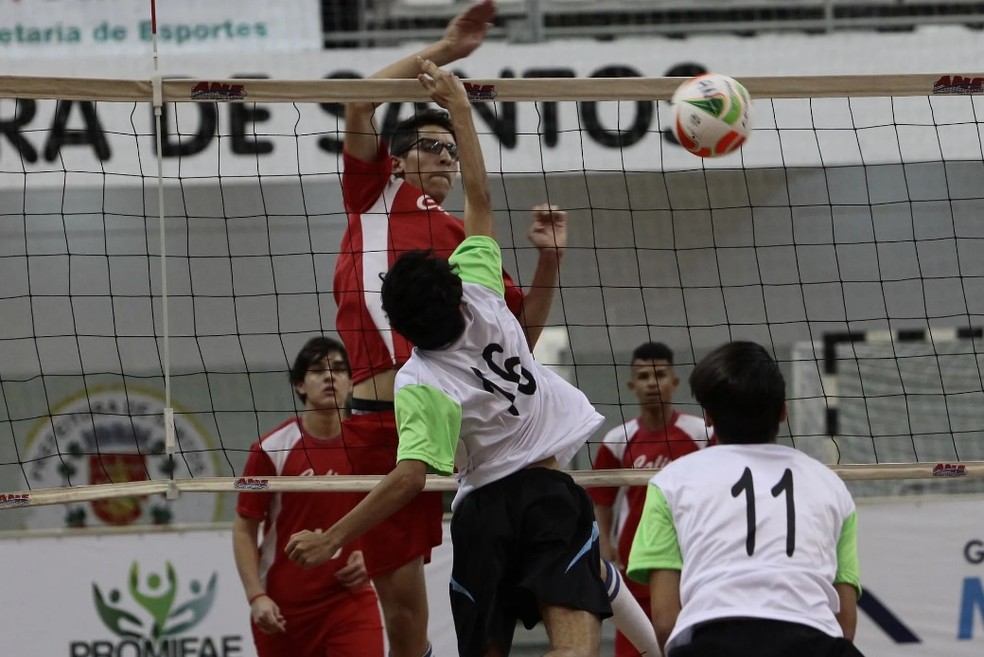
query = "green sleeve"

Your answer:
(834, 511), (862, 597)
(449, 235), (505, 297)
(626, 484), (683, 585)
(394, 384), (462, 476)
